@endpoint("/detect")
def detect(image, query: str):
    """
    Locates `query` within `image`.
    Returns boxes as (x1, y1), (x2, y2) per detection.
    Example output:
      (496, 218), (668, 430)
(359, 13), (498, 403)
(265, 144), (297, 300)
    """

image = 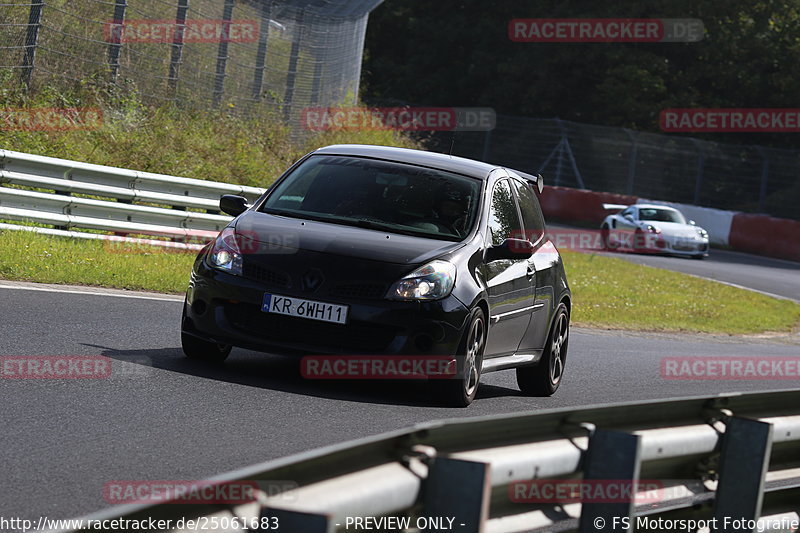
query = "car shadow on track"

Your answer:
(85, 344), (521, 407)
